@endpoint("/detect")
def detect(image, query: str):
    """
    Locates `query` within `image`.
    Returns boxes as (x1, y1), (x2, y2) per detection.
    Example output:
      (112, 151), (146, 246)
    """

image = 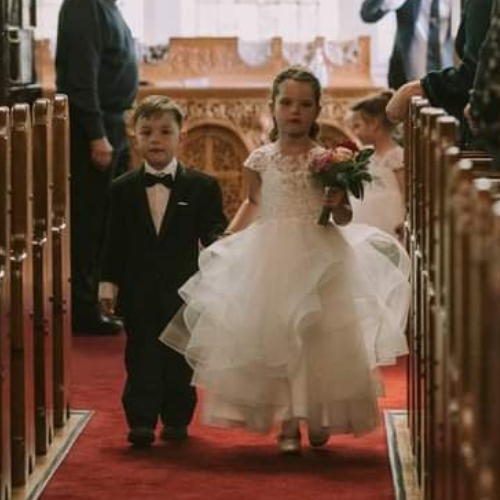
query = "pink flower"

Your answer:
(330, 146), (355, 162)
(310, 151), (334, 172)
